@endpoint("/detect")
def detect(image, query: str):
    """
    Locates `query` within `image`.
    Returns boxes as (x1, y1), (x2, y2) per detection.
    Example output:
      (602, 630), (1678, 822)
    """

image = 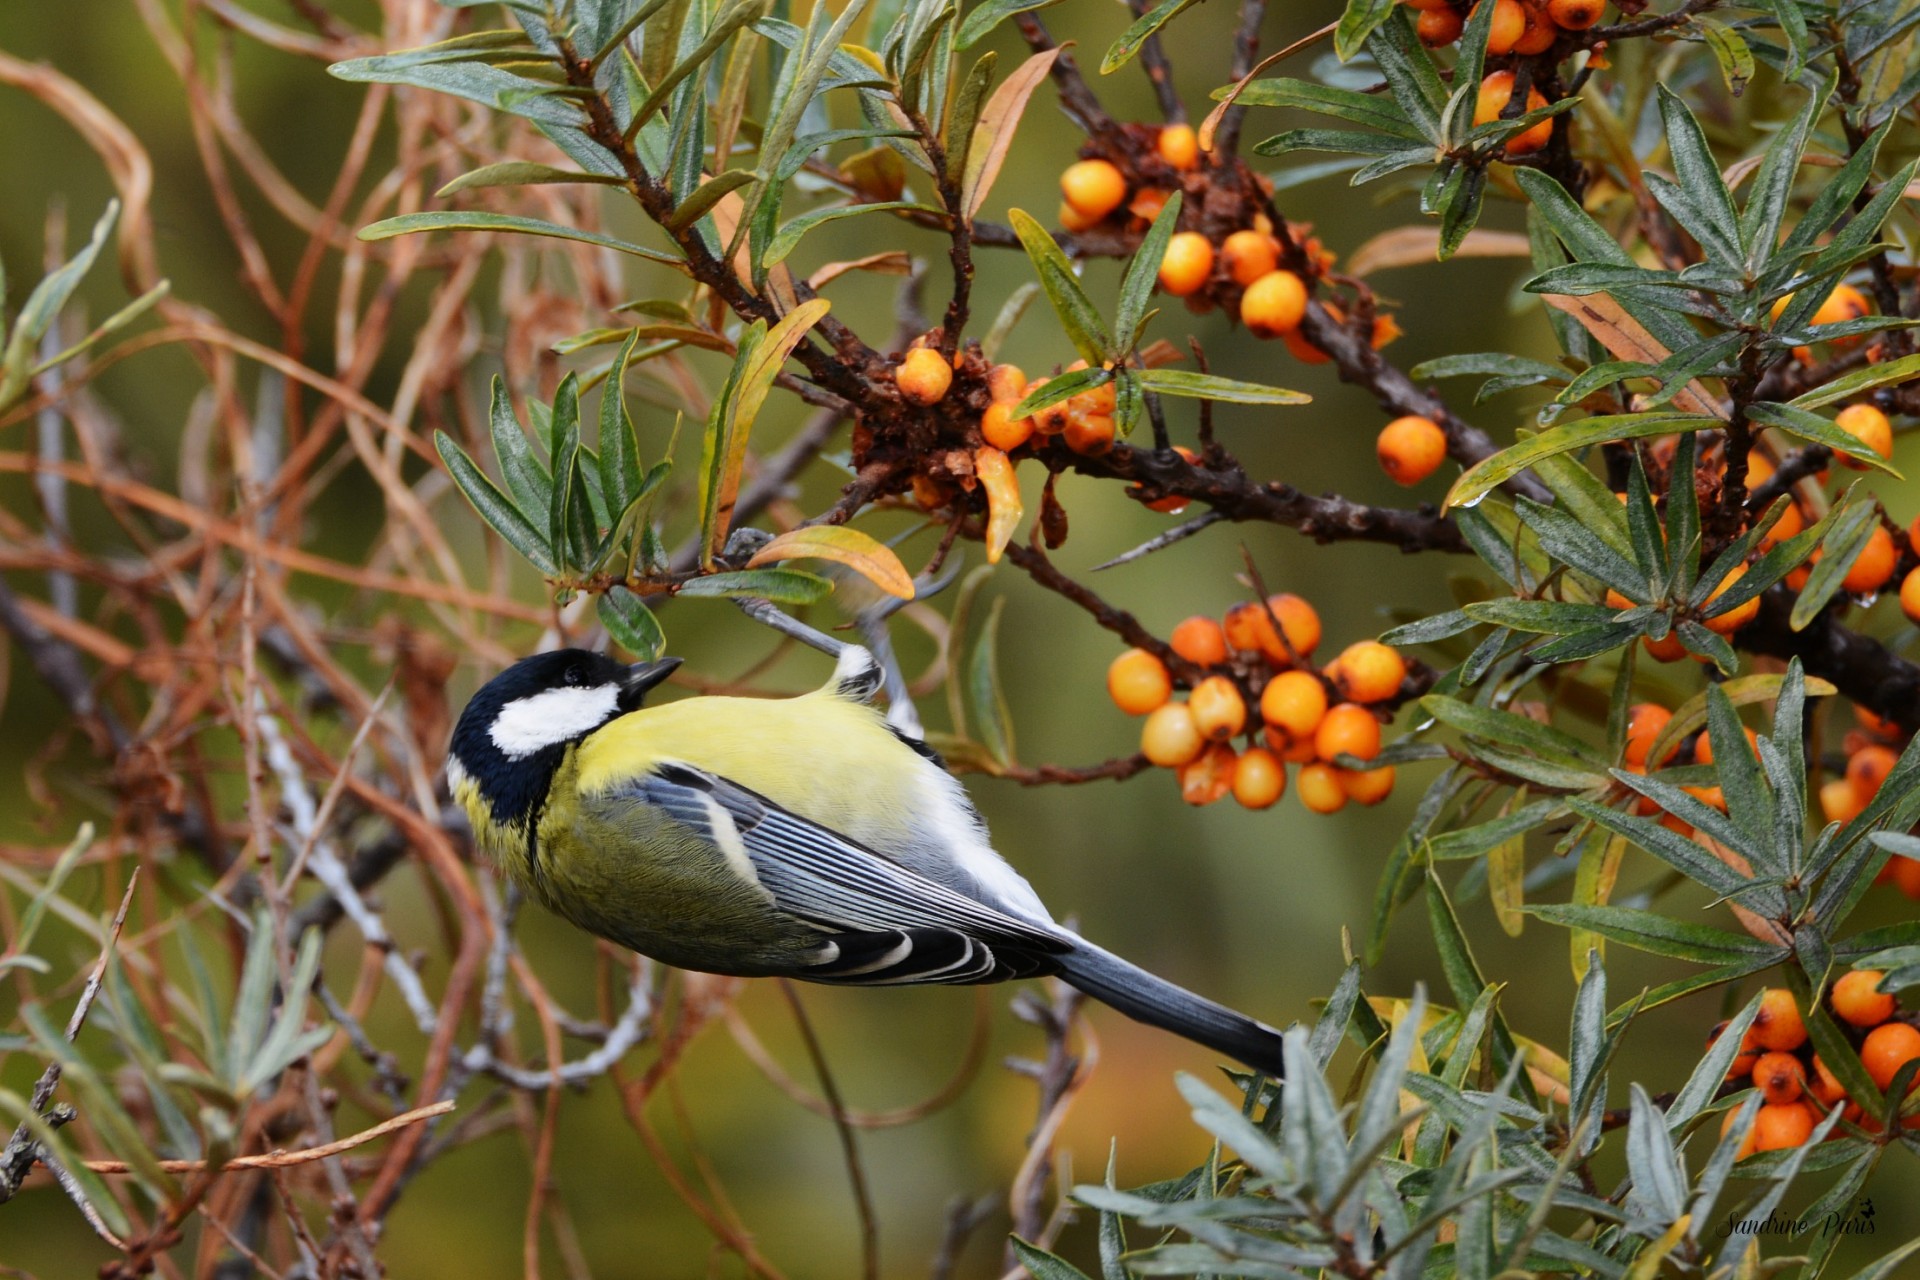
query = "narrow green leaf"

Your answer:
(1115, 192), (1181, 349)
(1134, 368), (1310, 406)
(955, 0), (1063, 47)
(764, 201), (925, 266)
(1790, 500), (1880, 630)
(1746, 402), (1902, 477)
(435, 430), (559, 574)
(1008, 207), (1112, 363)
(1698, 18), (1755, 97)
(599, 586), (666, 659)
(666, 169), (762, 232)
(358, 211), (683, 268)
(1447, 414), (1719, 509)
(678, 567), (833, 602)
(1336, 0), (1398, 62)
(1788, 351), (1920, 411)
(1526, 905), (1785, 964)
(1102, 0), (1199, 74)
(437, 161), (628, 196)
(1226, 78), (1423, 140)
(598, 332), (644, 515)
(969, 596), (1015, 767)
